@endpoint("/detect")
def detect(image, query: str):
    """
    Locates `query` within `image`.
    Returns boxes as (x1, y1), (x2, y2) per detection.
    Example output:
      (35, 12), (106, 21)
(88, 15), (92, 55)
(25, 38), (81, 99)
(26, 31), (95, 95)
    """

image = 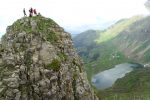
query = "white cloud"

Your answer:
(0, 0), (149, 35)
